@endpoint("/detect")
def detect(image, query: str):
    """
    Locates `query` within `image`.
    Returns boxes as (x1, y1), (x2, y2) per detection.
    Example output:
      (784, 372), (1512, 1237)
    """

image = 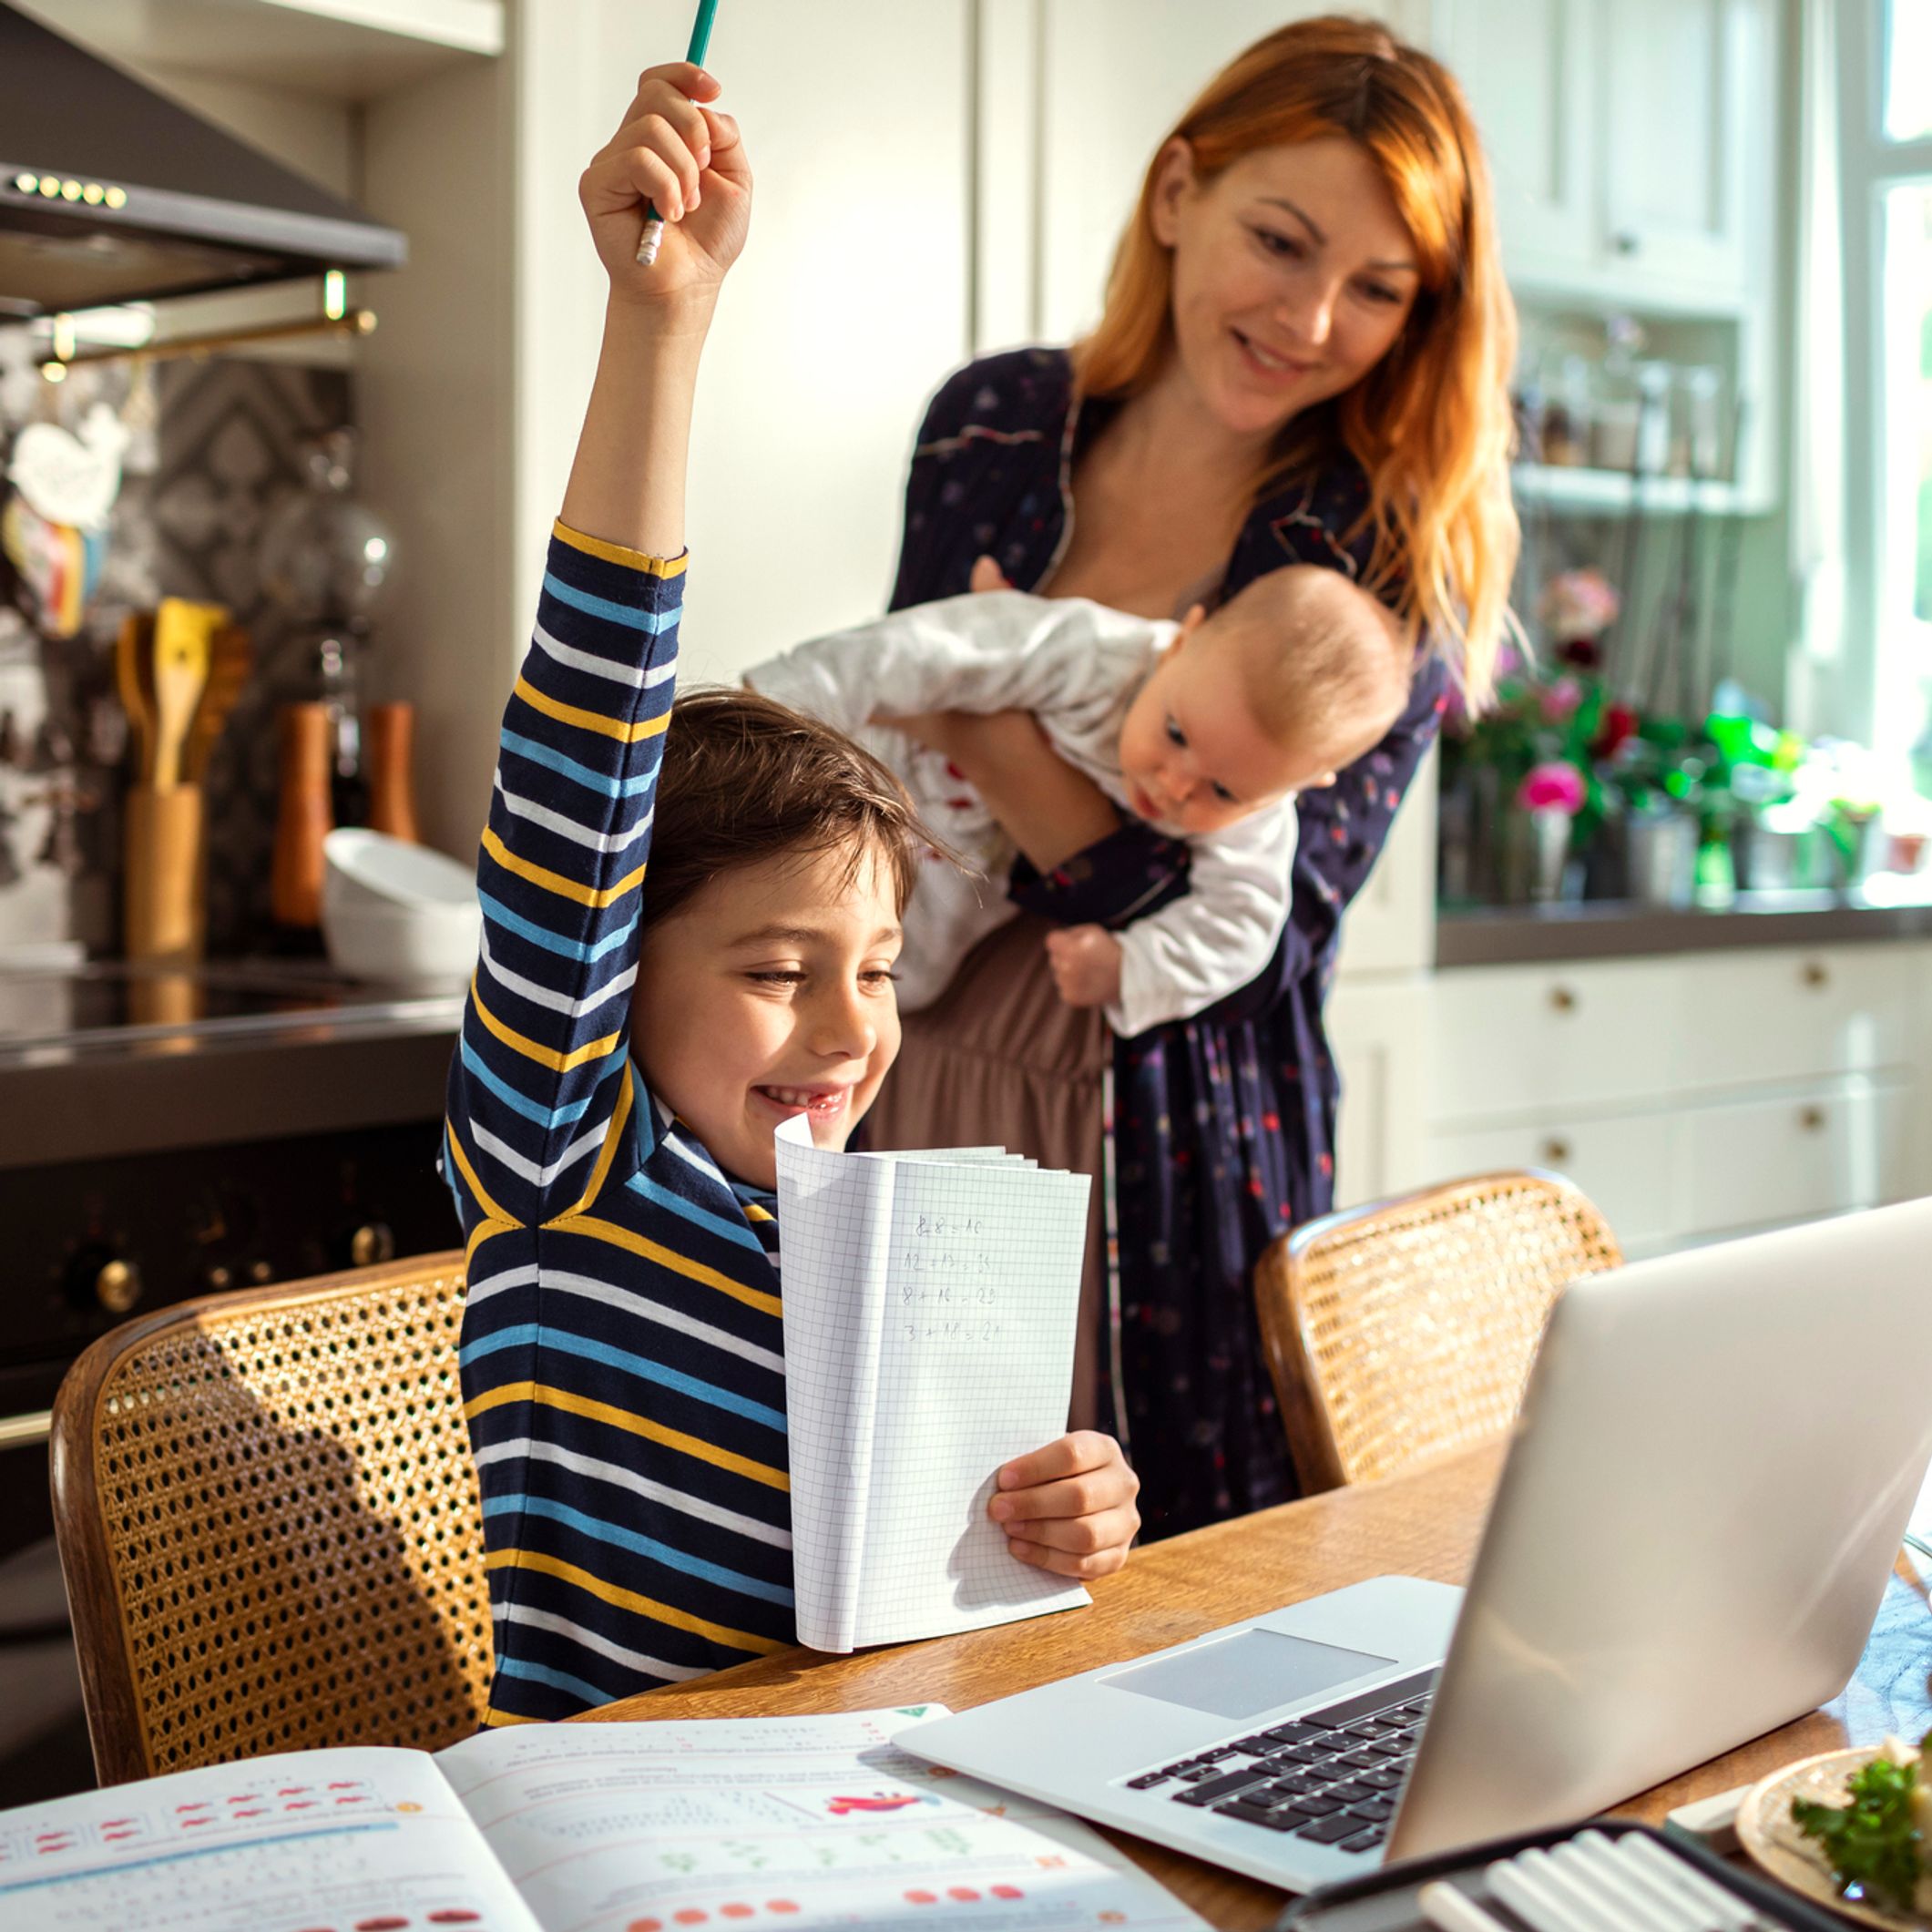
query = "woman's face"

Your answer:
(1151, 134), (1423, 440)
